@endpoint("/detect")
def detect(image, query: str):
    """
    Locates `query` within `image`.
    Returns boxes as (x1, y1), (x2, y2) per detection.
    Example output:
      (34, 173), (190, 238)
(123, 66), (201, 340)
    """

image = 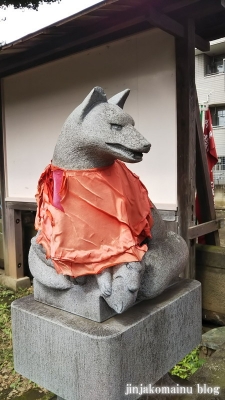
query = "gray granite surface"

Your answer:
(33, 277), (116, 322)
(12, 279), (201, 400)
